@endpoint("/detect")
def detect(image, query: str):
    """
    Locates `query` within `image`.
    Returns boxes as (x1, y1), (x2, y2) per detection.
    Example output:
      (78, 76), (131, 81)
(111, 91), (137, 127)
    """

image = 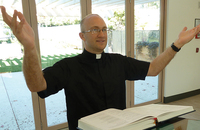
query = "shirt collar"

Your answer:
(82, 49), (104, 60)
